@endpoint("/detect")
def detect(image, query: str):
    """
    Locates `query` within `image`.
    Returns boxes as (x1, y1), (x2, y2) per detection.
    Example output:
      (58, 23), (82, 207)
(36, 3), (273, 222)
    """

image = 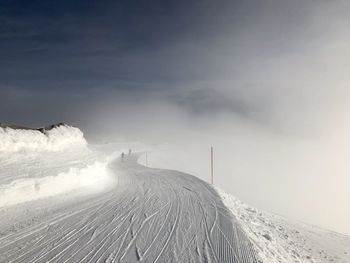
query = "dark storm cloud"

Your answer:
(0, 0), (314, 114)
(1, 0), (350, 129)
